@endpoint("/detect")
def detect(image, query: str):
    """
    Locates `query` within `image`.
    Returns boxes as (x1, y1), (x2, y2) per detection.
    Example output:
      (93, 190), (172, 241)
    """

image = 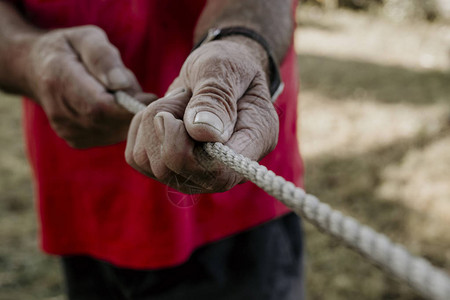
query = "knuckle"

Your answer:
(80, 25), (106, 37)
(108, 44), (120, 56)
(125, 149), (134, 166)
(90, 44), (120, 67)
(125, 142), (138, 167)
(87, 51), (104, 68)
(76, 26), (117, 55)
(152, 166), (172, 183)
(132, 146), (149, 168)
(38, 30), (66, 48)
(143, 103), (158, 119)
